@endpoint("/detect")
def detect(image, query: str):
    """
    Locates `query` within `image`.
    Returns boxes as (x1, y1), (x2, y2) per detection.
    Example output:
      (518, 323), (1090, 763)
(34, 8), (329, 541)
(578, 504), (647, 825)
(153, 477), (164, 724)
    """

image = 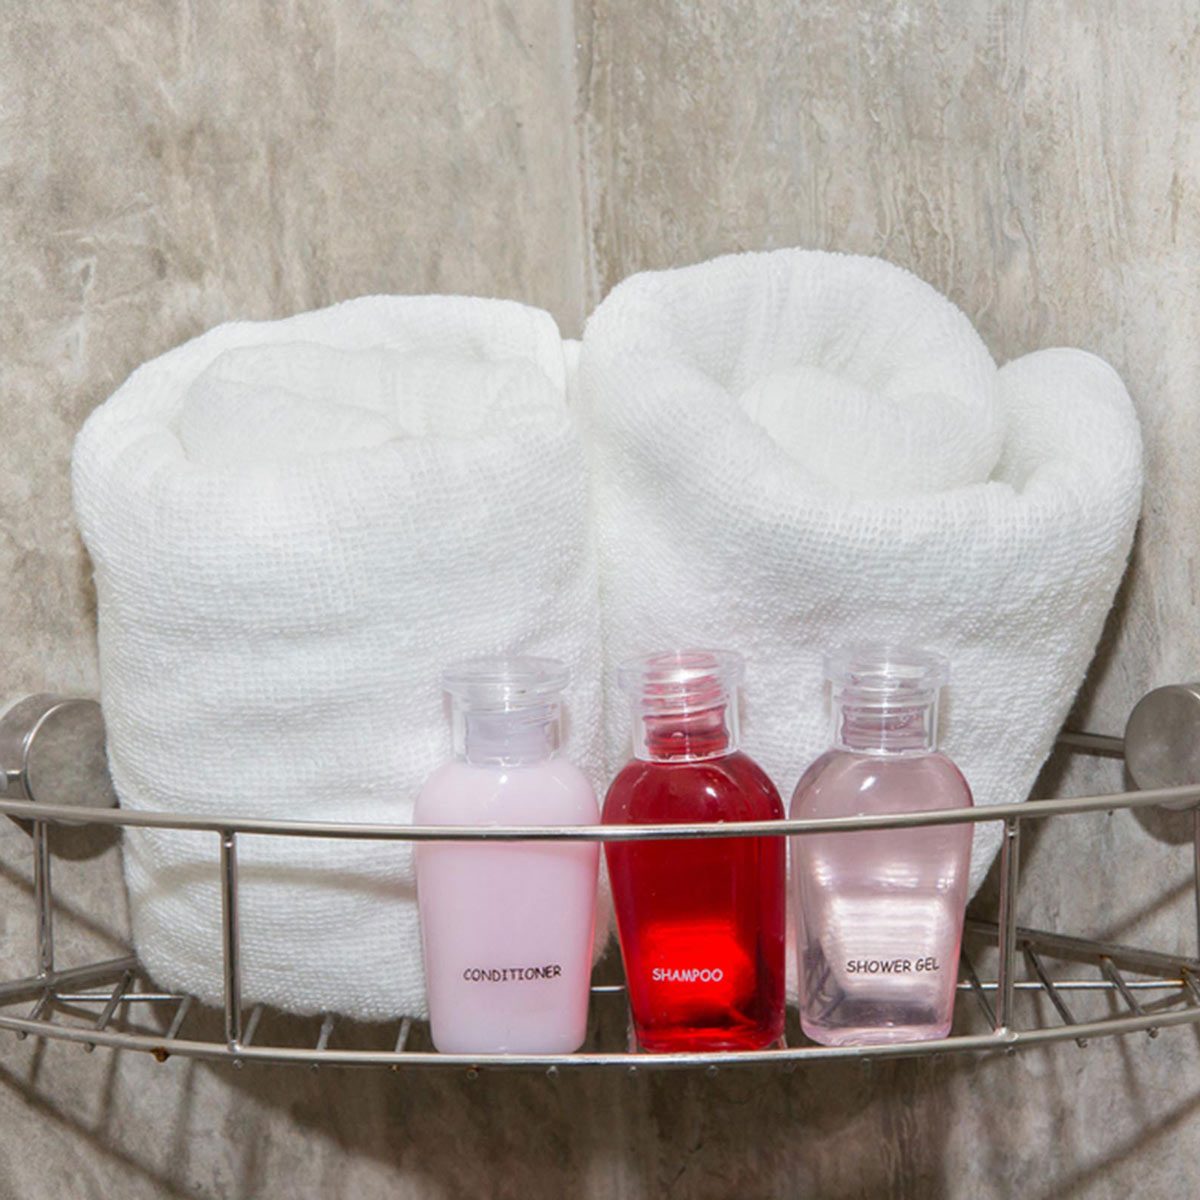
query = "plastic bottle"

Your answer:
(791, 644), (973, 1046)
(415, 657), (599, 1053)
(603, 649), (786, 1052)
